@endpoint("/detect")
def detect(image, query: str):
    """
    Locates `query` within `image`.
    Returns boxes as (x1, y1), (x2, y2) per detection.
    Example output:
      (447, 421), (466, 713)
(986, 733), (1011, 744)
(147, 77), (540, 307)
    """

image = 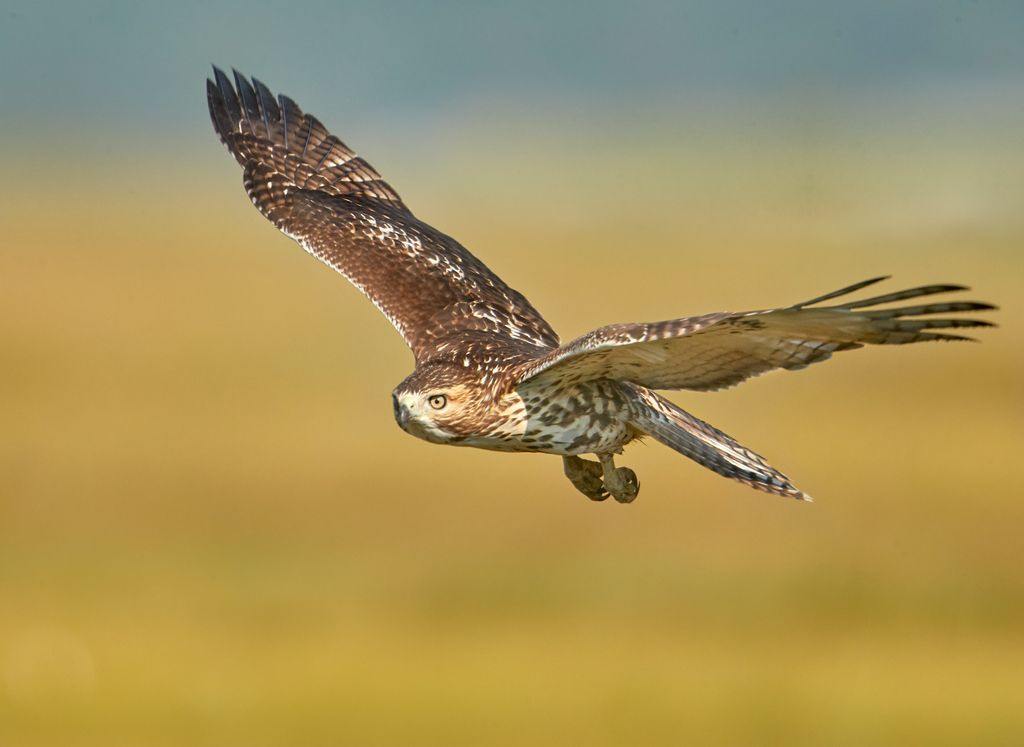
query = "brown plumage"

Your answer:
(208, 68), (996, 504)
